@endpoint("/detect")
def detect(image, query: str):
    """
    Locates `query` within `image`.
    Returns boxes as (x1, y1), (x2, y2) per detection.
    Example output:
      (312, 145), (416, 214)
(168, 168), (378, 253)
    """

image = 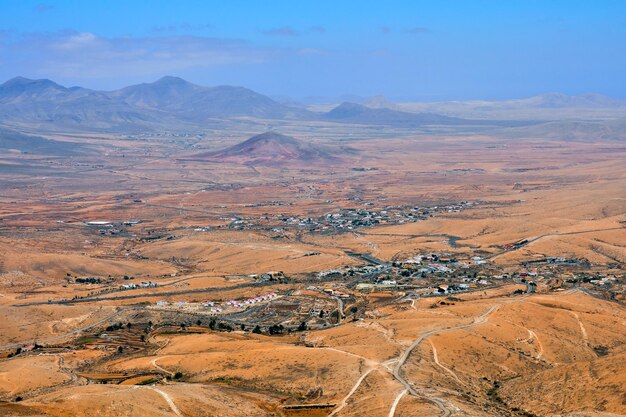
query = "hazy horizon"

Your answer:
(1, 0), (625, 100)
(4, 73), (625, 104)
